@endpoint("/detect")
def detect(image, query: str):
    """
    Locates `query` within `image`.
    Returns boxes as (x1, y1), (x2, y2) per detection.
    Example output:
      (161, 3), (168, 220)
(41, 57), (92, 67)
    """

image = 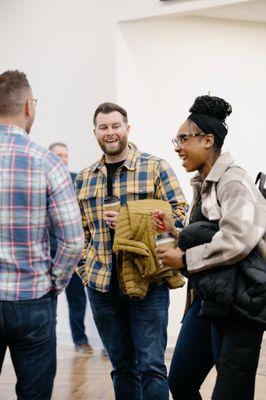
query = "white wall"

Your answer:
(116, 15), (266, 346)
(0, 0), (119, 345)
(117, 15), (266, 198)
(1, 0), (265, 348)
(0, 0), (120, 172)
